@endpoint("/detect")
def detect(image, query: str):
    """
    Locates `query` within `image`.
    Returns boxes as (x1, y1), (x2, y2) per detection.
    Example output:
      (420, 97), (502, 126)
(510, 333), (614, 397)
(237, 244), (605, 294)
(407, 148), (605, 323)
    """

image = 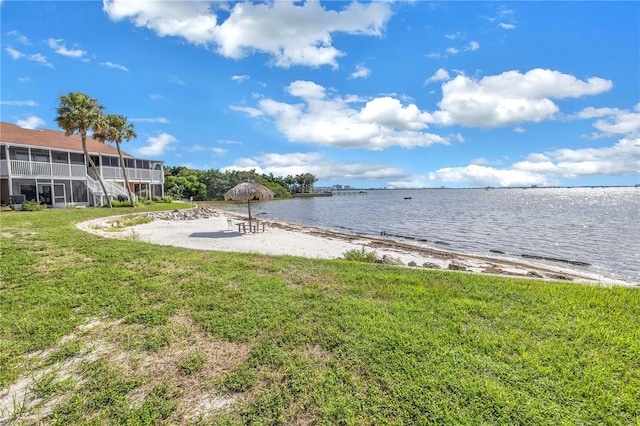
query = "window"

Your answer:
(103, 156), (119, 167)
(32, 150), (50, 162)
(20, 184), (37, 201)
(14, 149), (29, 161)
(70, 153), (84, 165)
(52, 152), (68, 164)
